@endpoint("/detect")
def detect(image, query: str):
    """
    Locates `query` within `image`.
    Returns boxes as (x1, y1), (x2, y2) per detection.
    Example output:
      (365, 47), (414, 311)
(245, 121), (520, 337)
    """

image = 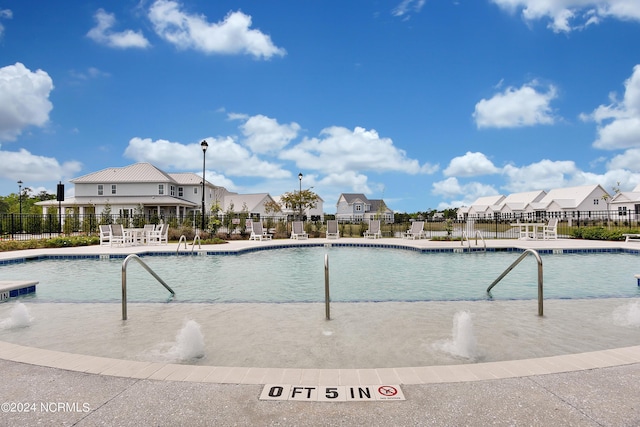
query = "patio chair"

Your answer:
(363, 220), (382, 239)
(99, 225), (112, 246)
(325, 220), (339, 239)
(148, 223), (169, 245)
(290, 221), (308, 240)
(249, 221), (272, 241)
(543, 218), (558, 240)
(403, 221), (426, 240)
(142, 224), (155, 244)
(109, 224), (131, 246)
